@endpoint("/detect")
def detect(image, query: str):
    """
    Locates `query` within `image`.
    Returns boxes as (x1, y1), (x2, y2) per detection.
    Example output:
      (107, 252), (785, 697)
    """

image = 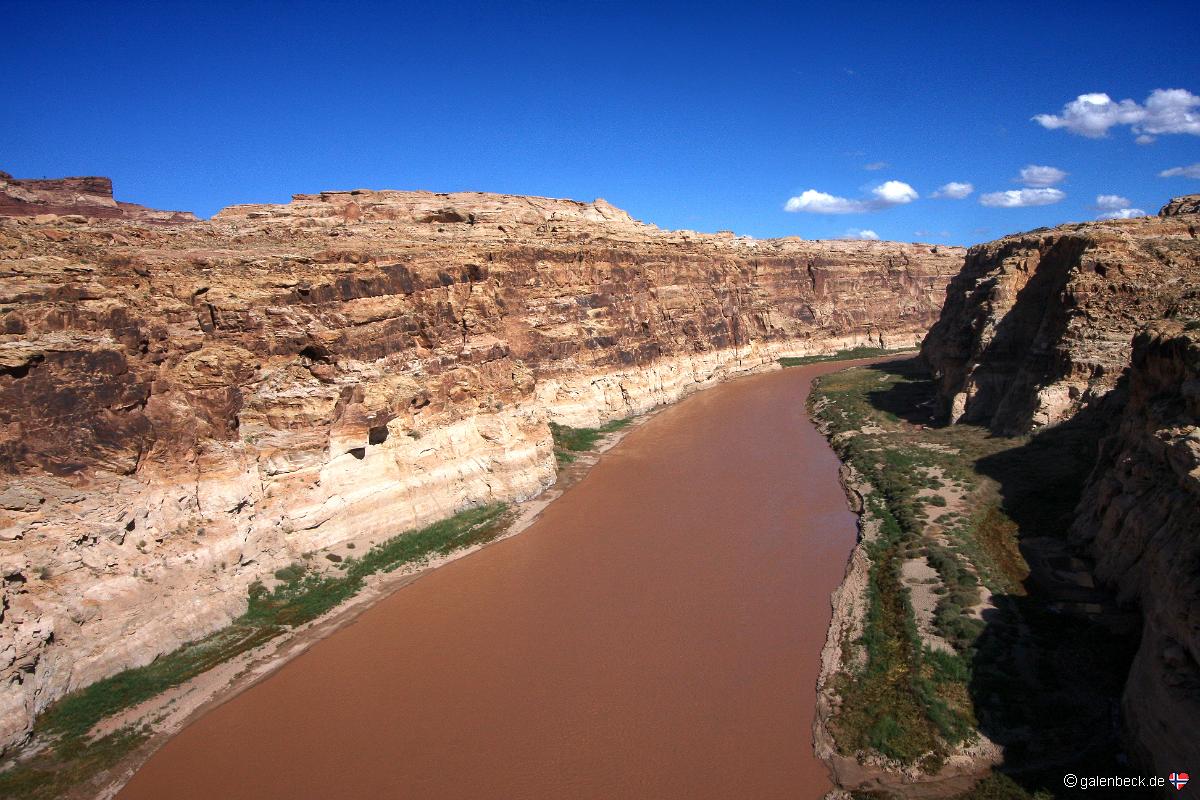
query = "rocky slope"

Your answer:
(921, 195), (1200, 782)
(1071, 321), (1200, 777)
(0, 176), (962, 751)
(920, 197), (1200, 434)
